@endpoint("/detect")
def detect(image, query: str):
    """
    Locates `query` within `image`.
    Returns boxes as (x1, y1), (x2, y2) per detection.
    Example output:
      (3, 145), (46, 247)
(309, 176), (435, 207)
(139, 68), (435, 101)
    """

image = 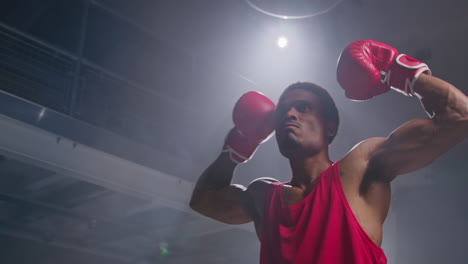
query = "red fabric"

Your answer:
(260, 162), (387, 264)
